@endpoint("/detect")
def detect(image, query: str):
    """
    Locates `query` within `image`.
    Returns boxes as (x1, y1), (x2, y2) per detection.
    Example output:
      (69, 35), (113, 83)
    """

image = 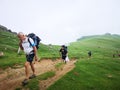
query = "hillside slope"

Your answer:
(68, 34), (120, 59)
(1, 26), (120, 90)
(48, 35), (120, 90)
(1, 28), (120, 69)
